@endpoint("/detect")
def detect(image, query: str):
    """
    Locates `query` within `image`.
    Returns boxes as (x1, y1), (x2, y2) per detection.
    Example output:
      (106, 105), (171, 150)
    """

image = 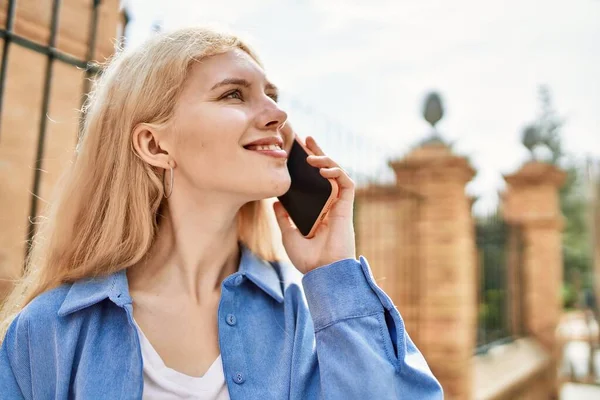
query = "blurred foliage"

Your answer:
(521, 86), (564, 163)
(561, 166), (593, 290)
(562, 282), (578, 309)
(478, 289), (508, 344)
(522, 85), (593, 293)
